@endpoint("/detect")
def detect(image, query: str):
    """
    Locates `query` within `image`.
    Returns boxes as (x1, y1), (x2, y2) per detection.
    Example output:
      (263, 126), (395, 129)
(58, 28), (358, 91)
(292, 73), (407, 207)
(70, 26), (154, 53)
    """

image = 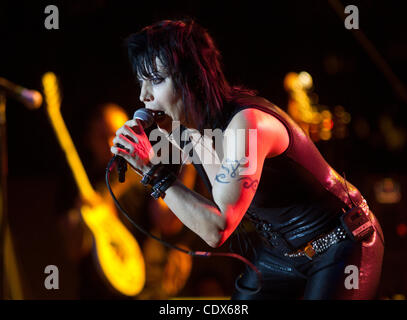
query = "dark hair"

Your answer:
(126, 19), (255, 133)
